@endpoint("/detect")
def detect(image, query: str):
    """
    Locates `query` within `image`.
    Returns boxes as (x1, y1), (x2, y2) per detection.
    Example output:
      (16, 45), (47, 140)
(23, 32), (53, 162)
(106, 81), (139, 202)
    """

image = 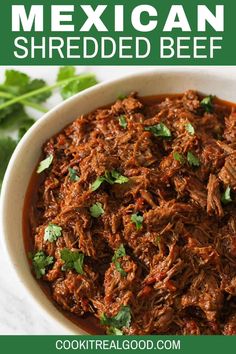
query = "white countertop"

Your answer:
(0, 65), (235, 334)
